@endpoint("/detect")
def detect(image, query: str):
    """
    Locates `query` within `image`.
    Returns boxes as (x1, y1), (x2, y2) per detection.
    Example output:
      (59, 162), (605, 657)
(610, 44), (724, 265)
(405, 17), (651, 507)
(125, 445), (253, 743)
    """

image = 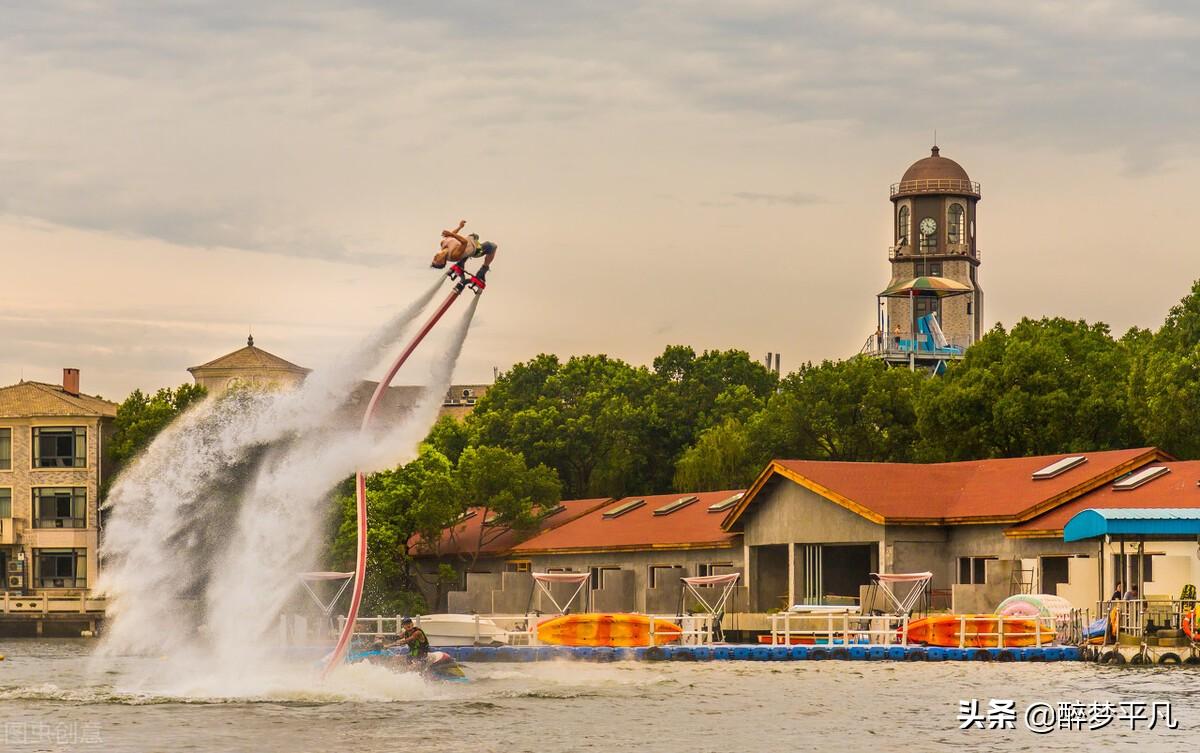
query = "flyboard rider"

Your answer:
(431, 219), (497, 281)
